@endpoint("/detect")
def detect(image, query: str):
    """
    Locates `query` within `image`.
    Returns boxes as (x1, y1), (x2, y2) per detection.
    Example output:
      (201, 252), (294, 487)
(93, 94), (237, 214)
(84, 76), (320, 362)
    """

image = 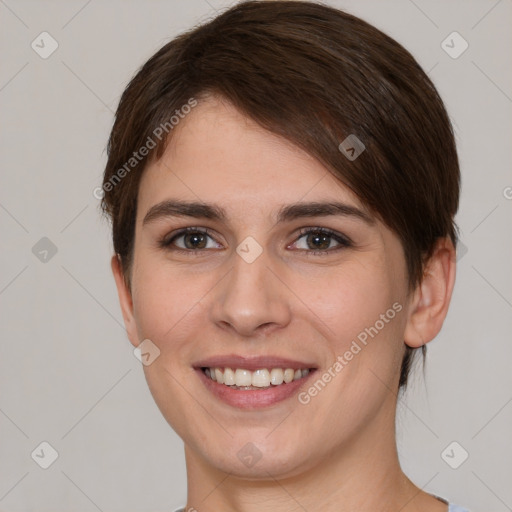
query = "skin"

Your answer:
(112, 95), (456, 512)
